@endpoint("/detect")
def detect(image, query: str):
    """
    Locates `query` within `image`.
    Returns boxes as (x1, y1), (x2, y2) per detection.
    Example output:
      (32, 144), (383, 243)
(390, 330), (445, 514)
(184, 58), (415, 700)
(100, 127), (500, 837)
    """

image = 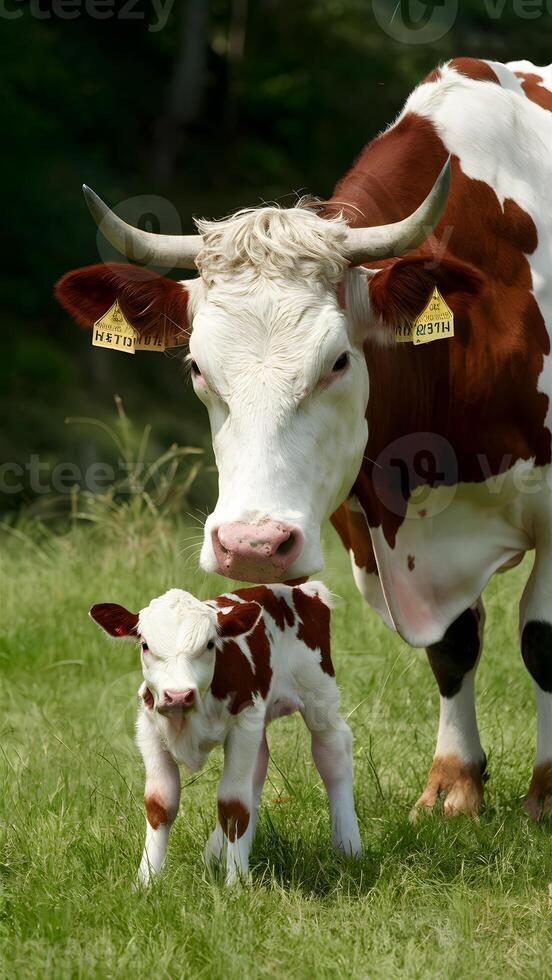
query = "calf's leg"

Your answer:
(205, 730), (269, 867)
(214, 710), (265, 885)
(136, 713), (181, 886)
(413, 601), (487, 819)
